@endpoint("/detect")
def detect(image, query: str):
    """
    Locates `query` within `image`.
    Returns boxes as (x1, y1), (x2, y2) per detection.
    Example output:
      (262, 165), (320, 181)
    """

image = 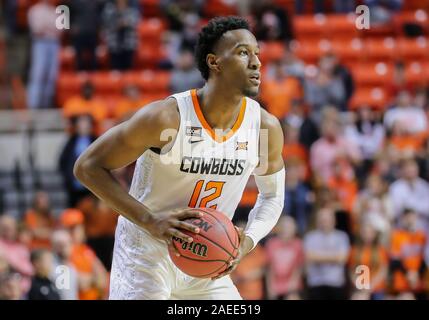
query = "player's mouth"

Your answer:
(249, 73), (261, 86)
